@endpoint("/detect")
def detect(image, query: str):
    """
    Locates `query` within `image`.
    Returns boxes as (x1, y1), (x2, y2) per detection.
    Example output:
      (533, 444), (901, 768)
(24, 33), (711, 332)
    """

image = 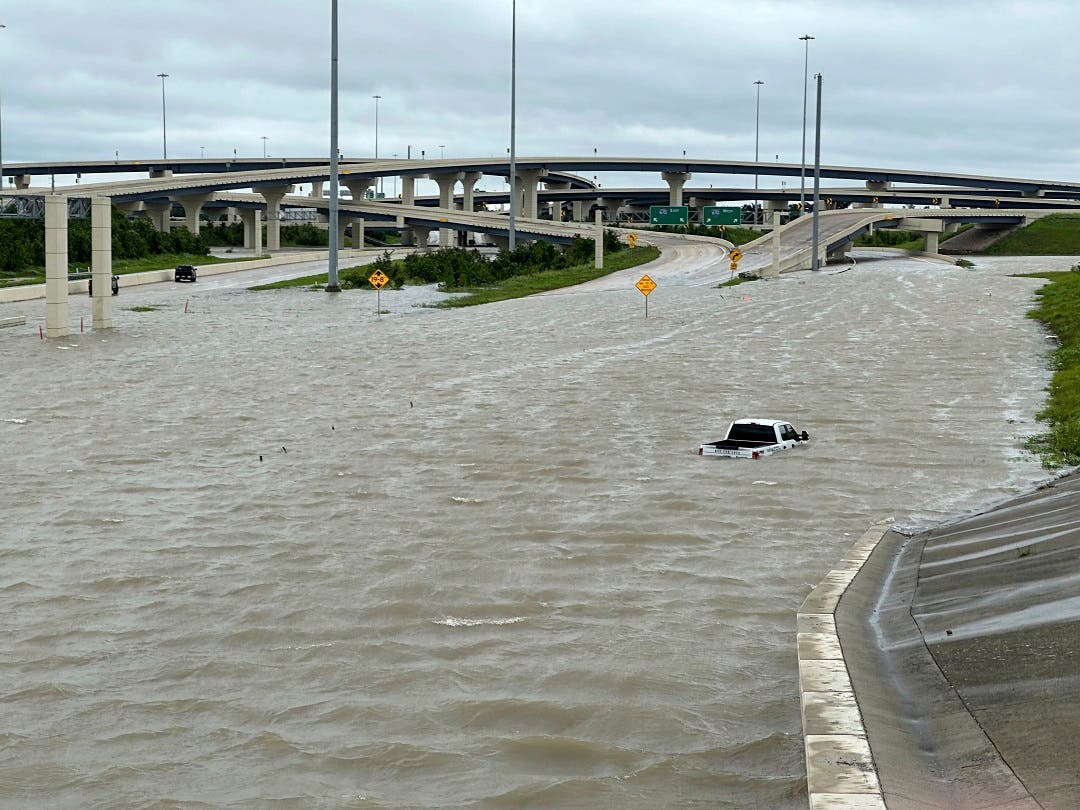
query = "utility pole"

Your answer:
(798, 34), (814, 215)
(327, 0), (341, 292)
(811, 73), (823, 272)
(754, 80), (764, 225)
